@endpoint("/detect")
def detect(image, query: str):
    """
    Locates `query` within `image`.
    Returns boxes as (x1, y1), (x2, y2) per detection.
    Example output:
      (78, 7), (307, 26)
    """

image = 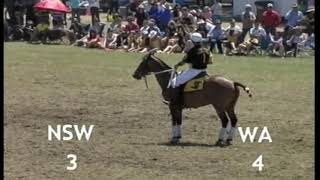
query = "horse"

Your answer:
(132, 50), (252, 147)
